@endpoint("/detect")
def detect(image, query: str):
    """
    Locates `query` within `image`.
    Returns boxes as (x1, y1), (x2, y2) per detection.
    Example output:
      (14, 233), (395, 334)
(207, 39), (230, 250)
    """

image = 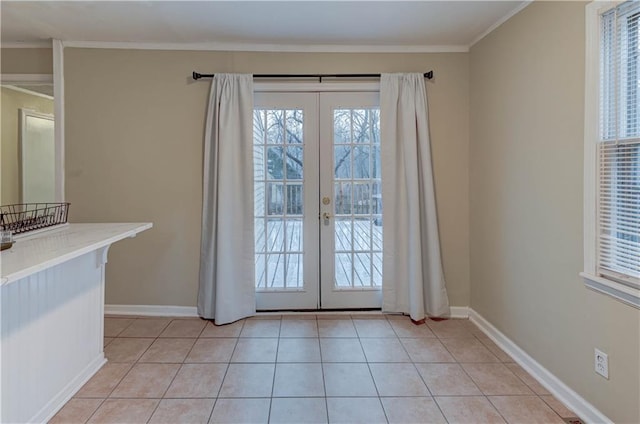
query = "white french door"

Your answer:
(319, 92), (383, 309)
(254, 91), (382, 310)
